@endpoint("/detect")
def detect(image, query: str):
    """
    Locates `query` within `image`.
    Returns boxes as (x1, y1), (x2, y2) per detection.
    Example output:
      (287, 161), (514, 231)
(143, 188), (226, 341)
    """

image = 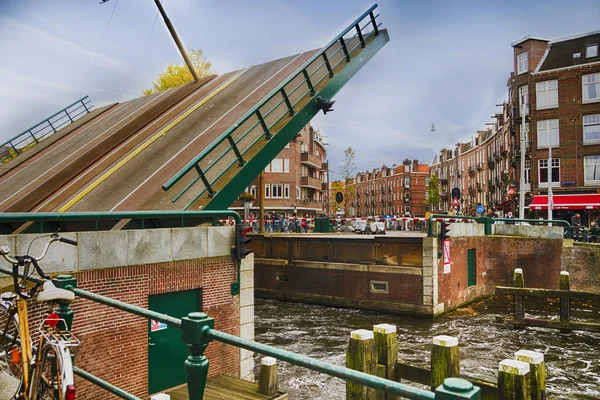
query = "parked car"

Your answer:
(353, 220), (367, 234)
(369, 222), (386, 235)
